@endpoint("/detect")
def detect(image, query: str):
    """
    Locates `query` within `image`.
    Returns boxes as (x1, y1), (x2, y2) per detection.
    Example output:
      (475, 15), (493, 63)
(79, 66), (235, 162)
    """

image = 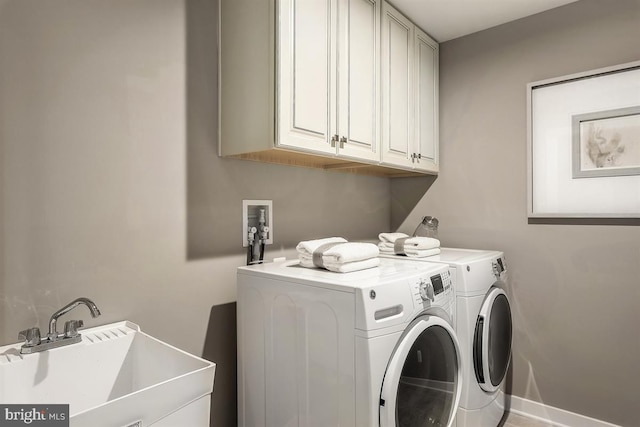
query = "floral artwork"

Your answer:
(572, 107), (640, 178)
(529, 61), (640, 218)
